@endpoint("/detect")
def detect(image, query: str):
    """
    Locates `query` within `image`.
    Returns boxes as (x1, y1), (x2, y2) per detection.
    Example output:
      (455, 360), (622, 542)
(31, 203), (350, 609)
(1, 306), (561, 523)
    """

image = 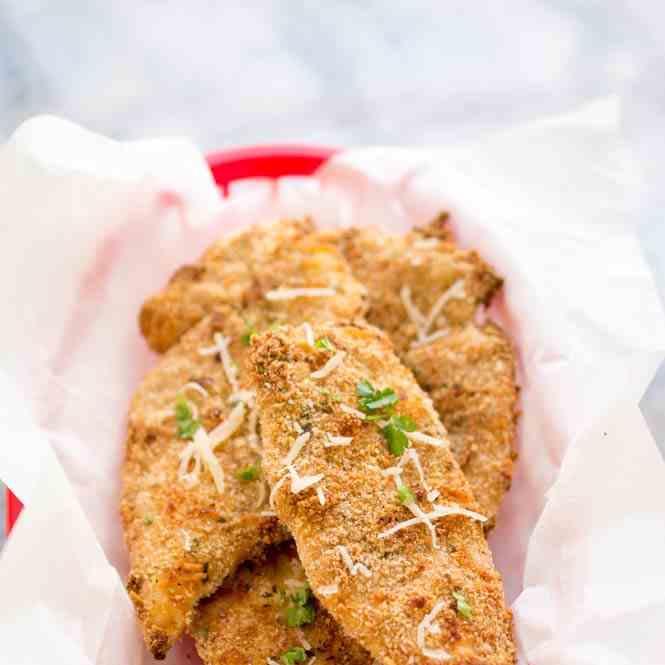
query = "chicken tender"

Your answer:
(122, 309), (290, 658)
(329, 223), (517, 521)
(140, 217), (367, 353)
(251, 322), (516, 665)
(406, 323), (518, 523)
(191, 541), (371, 665)
(332, 223), (502, 355)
